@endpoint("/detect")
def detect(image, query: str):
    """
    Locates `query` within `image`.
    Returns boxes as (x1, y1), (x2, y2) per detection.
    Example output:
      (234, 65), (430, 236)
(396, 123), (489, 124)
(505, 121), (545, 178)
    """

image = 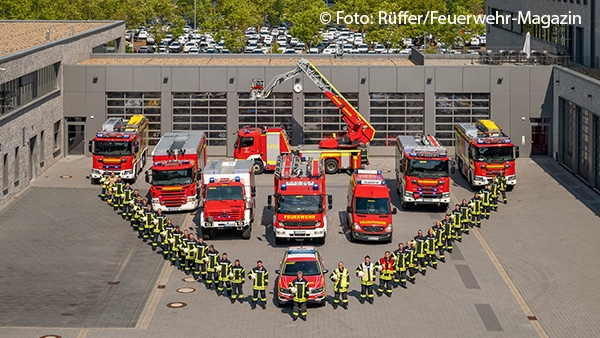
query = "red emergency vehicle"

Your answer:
(145, 132), (207, 212)
(275, 246), (327, 307)
(234, 58), (373, 175)
(395, 135), (452, 210)
(346, 170), (397, 243)
(455, 120), (519, 189)
(89, 115), (148, 182)
(268, 153), (332, 245)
